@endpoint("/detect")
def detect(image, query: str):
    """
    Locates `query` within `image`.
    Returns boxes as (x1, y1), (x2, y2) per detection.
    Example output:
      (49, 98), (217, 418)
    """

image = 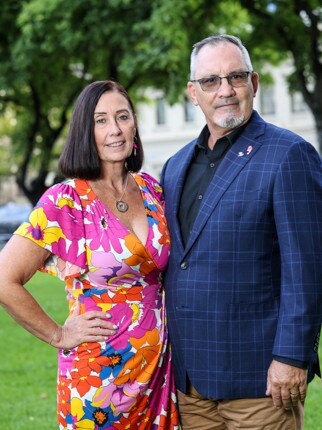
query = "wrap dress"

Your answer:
(15, 172), (179, 430)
